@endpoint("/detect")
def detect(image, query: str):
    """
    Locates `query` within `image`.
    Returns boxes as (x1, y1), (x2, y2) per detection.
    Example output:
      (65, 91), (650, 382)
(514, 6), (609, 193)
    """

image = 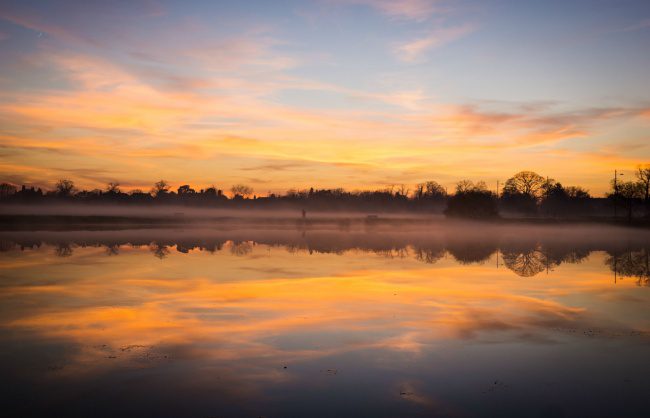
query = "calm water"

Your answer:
(1, 224), (649, 418)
